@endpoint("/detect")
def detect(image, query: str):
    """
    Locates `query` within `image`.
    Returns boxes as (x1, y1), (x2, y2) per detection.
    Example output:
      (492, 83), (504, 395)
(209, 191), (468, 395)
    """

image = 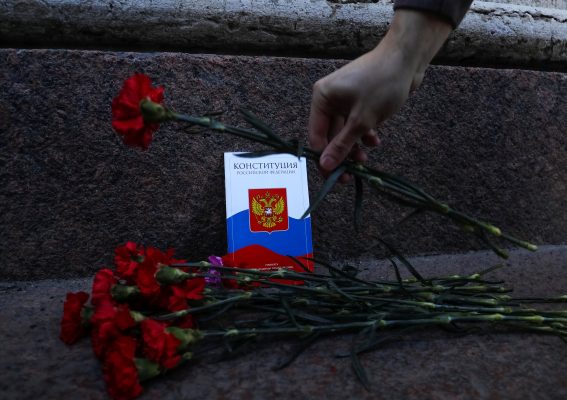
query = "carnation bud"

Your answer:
(134, 358), (161, 381)
(80, 307), (94, 325)
(130, 310), (146, 323)
(486, 225), (502, 236)
(521, 242), (538, 252)
(111, 284), (140, 302)
(155, 266), (189, 285)
(166, 327), (203, 350)
(140, 99), (173, 123)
